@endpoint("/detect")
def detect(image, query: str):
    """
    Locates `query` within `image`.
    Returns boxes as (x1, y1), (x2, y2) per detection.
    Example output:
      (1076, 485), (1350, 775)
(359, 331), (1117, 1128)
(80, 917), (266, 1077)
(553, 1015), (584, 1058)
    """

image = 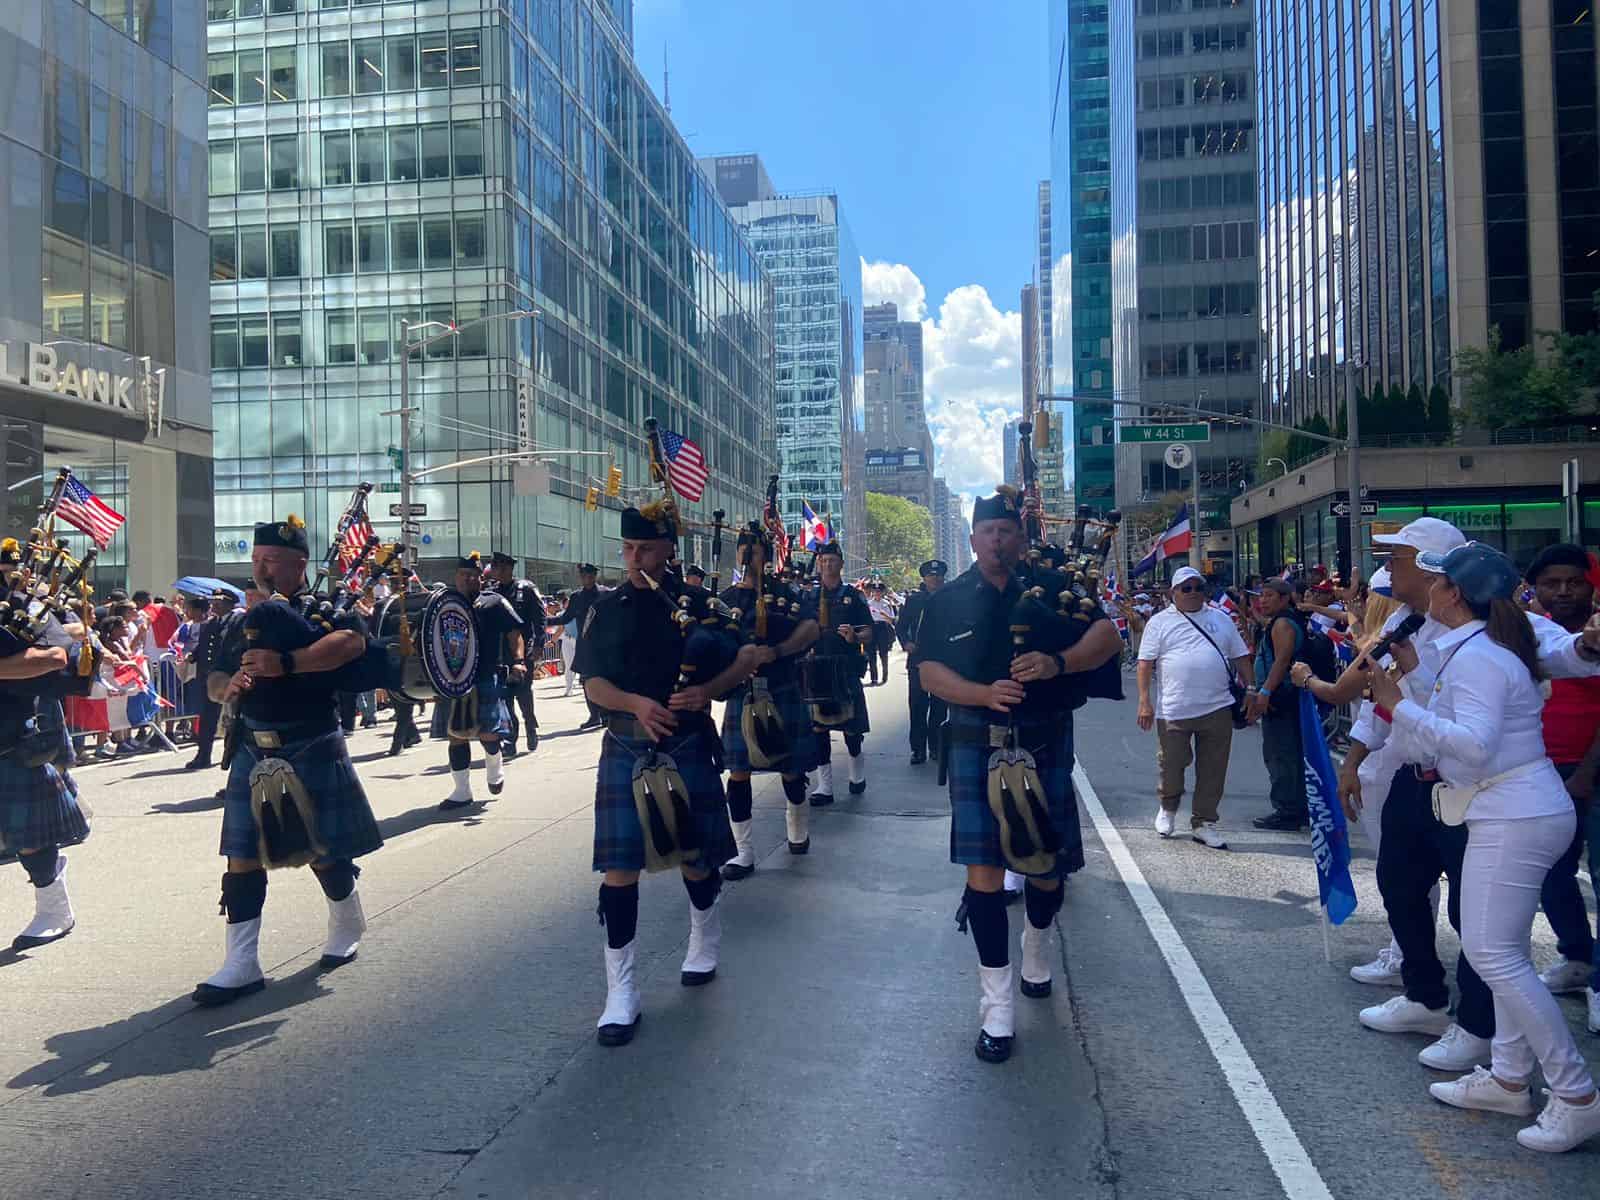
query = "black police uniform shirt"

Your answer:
(812, 581), (871, 633)
(214, 591), (362, 725)
(895, 586), (939, 664)
(572, 578), (683, 708)
(719, 577), (815, 688)
(488, 578), (543, 662)
(549, 584), (601, 631)
(472, 590), (525, 682)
